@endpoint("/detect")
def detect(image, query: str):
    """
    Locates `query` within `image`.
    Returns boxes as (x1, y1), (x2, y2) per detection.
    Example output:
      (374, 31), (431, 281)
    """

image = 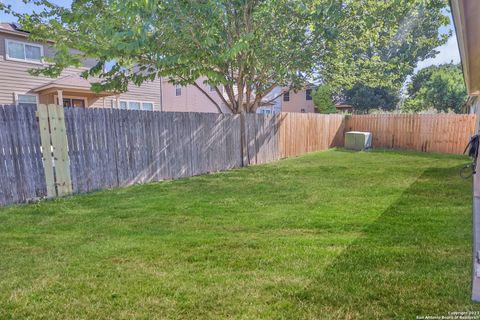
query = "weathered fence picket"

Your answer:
(63, 110), (246, 194)
(0, 105), (46, 205)
(0, 104), (476, 207)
